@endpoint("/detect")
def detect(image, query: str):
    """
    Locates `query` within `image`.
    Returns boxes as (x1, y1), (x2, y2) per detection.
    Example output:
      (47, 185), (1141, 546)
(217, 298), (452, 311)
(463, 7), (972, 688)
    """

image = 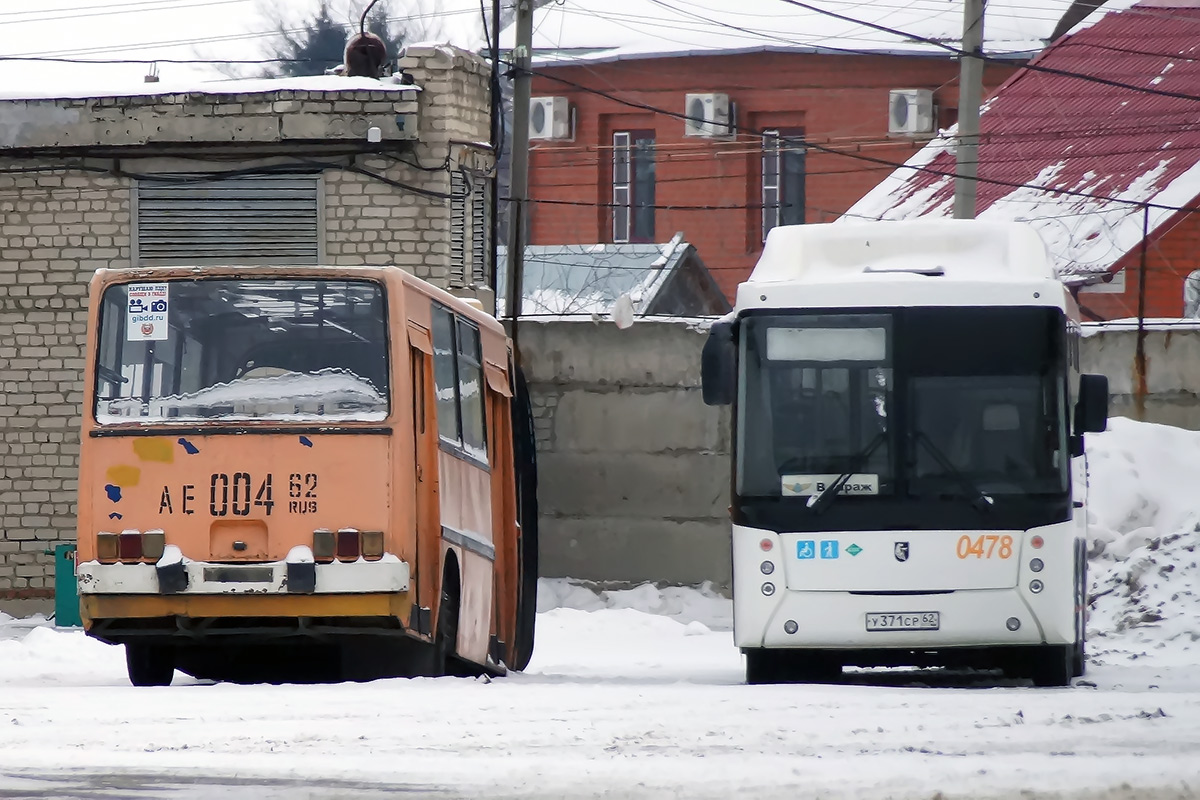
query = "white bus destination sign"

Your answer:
(781, 474), (879, 497)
